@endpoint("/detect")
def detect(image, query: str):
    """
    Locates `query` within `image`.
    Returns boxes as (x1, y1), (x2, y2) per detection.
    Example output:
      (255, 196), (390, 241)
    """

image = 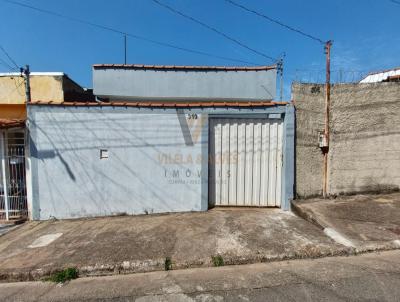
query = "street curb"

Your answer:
(1, 242), (399, 283)
(0, 247), (352, 283)
(291, 200), (400, 255)
(291, 200), (328, 229)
